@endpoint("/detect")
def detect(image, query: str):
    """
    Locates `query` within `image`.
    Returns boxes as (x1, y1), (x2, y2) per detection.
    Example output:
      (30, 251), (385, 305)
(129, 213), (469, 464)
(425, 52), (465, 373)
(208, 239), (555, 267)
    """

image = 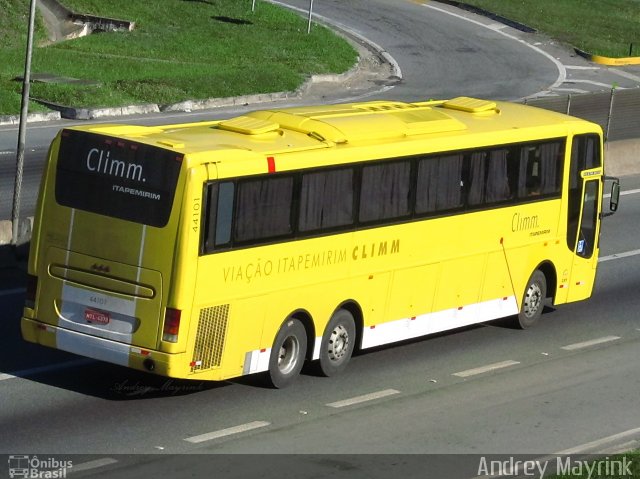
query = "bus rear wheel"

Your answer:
(267, 318), (307, 388)
(318, 309), (356, 377)
(515, 270), (547, 329)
